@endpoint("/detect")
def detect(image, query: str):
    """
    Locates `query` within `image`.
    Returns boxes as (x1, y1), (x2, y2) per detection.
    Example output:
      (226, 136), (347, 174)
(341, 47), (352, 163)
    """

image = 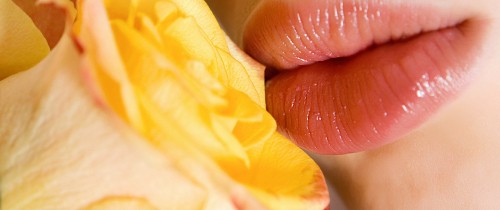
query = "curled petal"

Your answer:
(12, 0), (69, 48)
(0, 0), (49, 79)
